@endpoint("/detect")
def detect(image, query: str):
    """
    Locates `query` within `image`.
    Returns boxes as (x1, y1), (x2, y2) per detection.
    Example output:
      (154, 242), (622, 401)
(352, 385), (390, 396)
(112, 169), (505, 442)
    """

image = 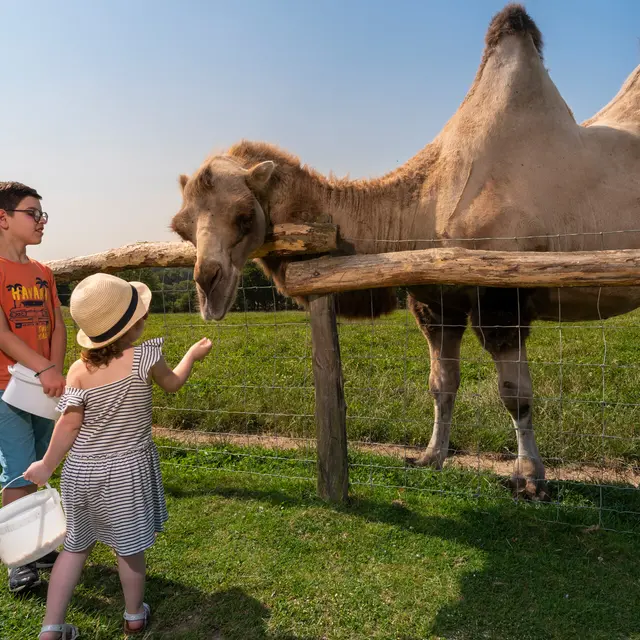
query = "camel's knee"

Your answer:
(429, 369), (461, 401)
(499, 379), (532, 417)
